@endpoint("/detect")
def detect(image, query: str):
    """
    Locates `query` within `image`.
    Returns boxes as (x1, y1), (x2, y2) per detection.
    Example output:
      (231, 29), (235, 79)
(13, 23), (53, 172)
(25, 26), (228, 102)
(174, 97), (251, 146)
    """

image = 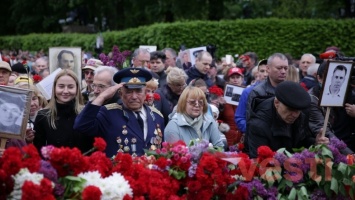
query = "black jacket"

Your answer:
(34, 101), (93, 153)
(247, 97), (314, 158)
(186, 66), (213, 87)
(246, 78), (275, 121)
(308, 85), (354, 154)
(155, 85), (180, 125)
